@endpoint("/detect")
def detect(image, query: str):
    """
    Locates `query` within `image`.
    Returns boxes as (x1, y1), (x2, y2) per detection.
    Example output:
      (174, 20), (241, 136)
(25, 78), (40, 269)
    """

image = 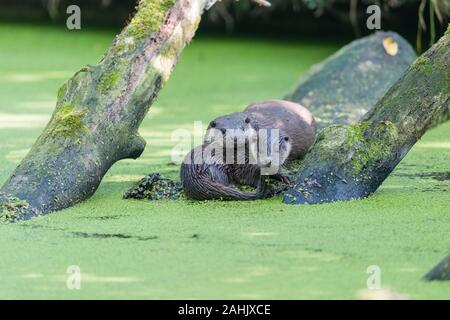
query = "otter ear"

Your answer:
(210, 121), (216, 128)
(245, 117), (251, 124)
